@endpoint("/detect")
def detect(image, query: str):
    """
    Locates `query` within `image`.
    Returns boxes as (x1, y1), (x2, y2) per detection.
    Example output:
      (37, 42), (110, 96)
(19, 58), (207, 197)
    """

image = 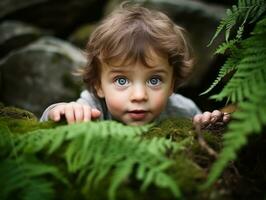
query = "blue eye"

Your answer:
(115, 77), (129, 86)
(147, 77), (161, 86)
